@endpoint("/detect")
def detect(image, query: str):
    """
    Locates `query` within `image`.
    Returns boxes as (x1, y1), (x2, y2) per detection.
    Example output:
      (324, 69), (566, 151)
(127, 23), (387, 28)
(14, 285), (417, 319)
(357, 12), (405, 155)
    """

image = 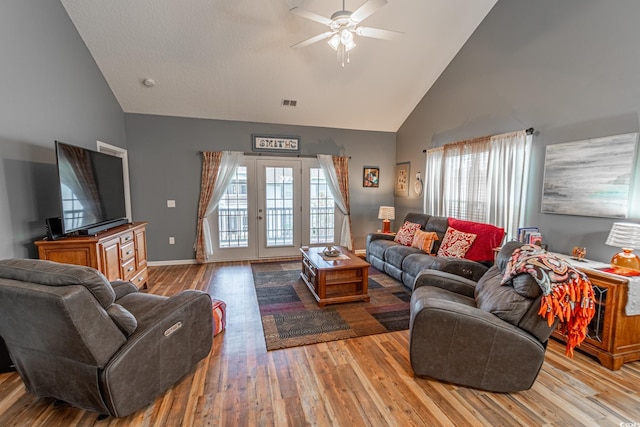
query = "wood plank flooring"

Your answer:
(1, 261), (639, 426)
